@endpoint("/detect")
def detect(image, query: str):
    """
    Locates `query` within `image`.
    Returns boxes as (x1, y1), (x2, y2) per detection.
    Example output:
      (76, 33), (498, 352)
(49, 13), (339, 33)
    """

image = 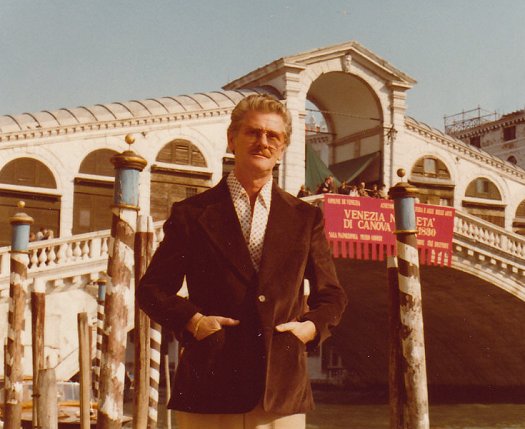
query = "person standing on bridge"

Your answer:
(137, 94), (347, 429)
